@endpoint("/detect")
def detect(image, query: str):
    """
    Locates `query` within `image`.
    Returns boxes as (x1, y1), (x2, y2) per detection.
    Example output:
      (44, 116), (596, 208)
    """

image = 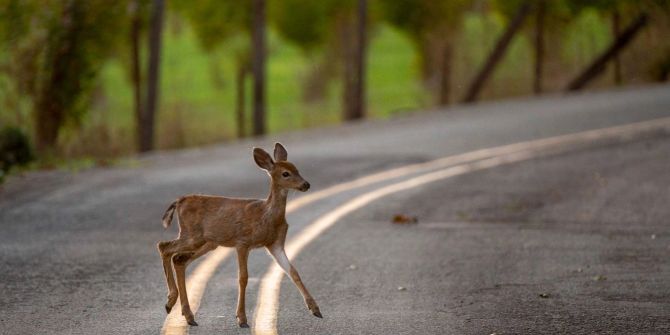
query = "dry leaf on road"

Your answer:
(392, 214), (418, 224)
